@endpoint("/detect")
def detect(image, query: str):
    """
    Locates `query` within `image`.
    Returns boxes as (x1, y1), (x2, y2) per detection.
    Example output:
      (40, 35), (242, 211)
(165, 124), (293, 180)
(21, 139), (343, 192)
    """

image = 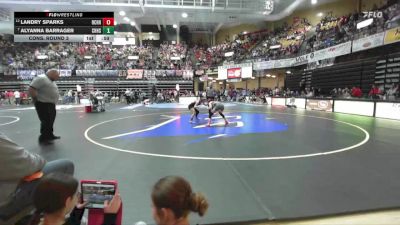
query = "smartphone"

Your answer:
(80, 180), (117, 209)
